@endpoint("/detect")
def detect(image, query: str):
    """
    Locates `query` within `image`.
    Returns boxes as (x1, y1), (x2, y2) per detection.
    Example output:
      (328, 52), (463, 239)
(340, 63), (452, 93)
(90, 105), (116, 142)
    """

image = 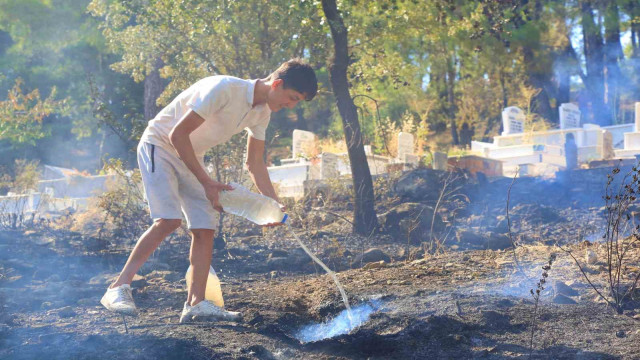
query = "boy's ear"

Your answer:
(271, 78), (284, 89)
